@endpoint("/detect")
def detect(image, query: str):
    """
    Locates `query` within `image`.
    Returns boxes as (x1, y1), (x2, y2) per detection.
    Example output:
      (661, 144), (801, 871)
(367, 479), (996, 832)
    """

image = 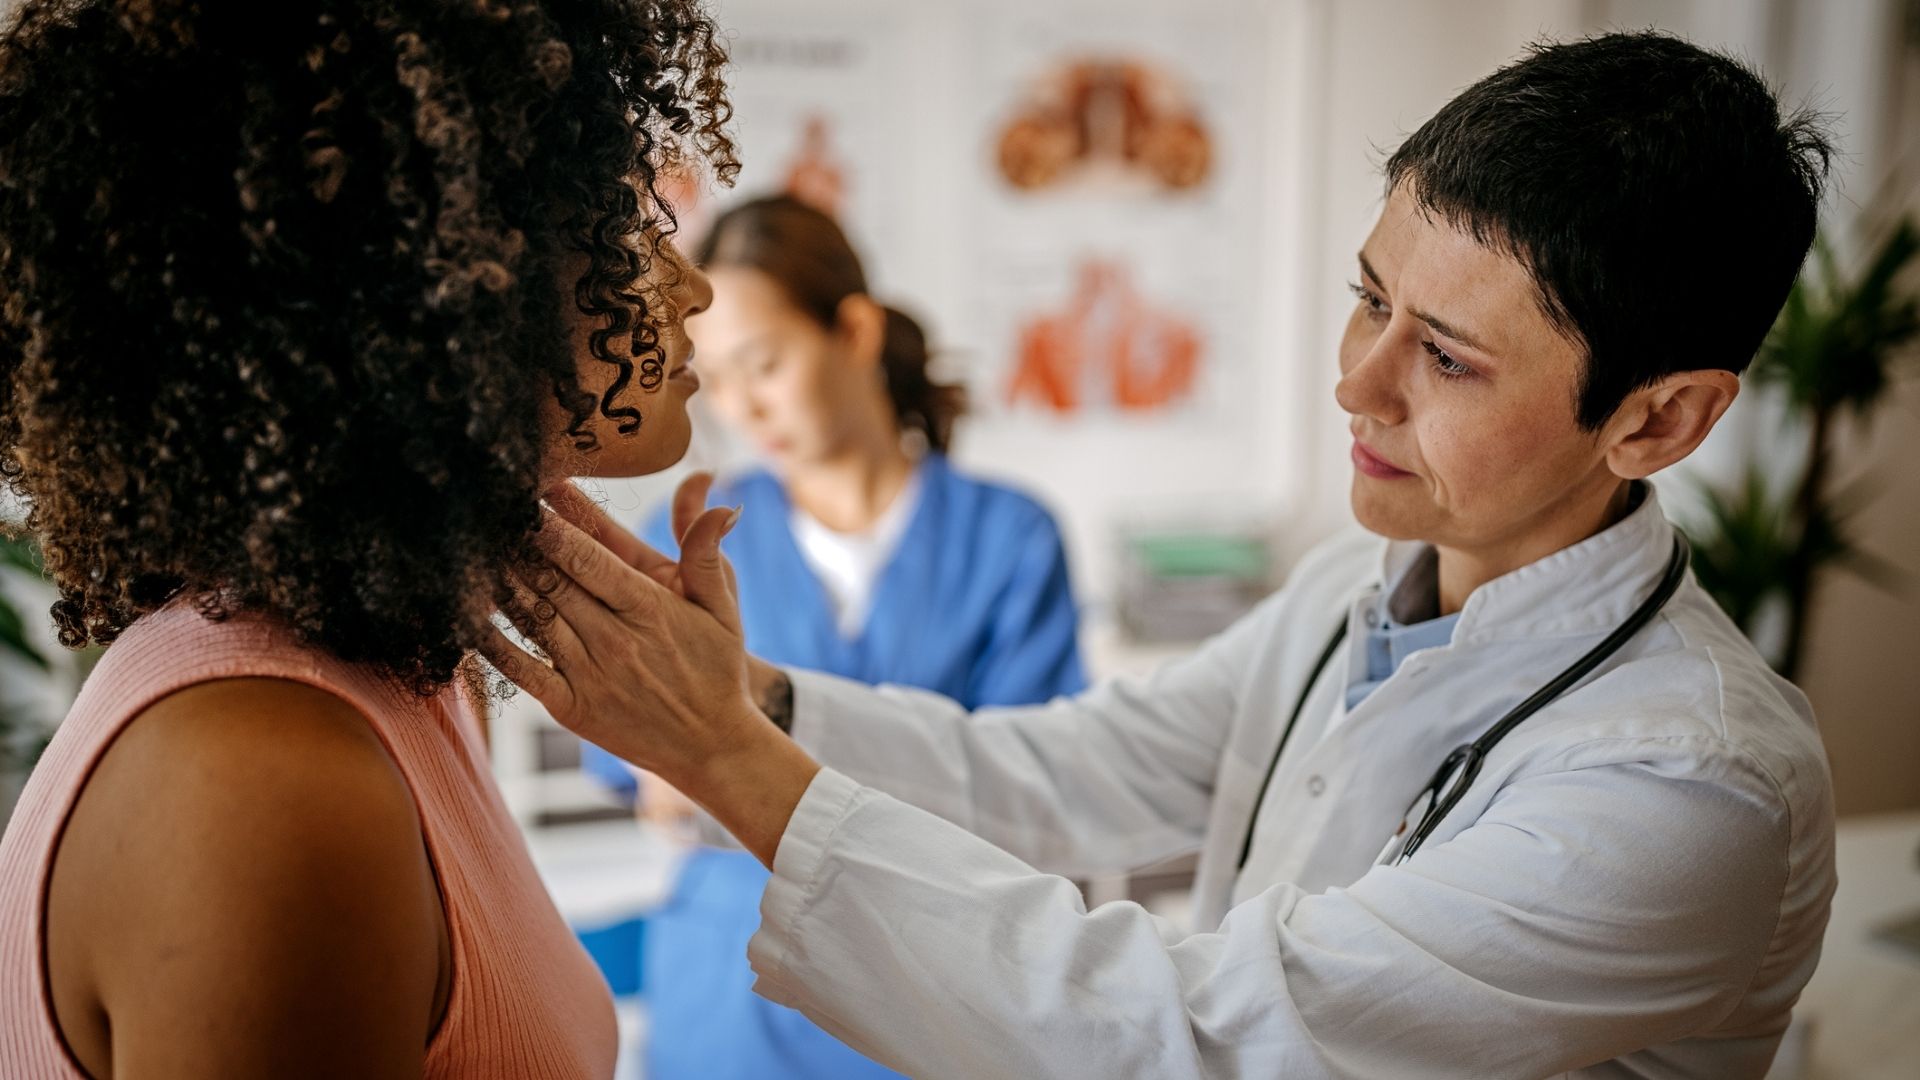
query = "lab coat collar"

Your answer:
(1375, 481), (1675, 647)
